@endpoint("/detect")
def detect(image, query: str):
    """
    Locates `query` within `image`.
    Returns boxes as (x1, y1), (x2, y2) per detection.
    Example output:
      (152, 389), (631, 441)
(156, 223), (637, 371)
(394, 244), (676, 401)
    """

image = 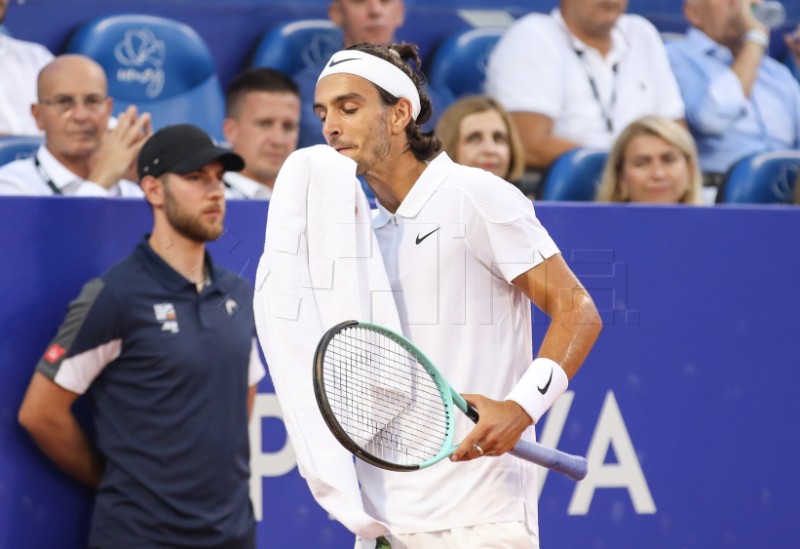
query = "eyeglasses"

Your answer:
(38, 94), (109, 114)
